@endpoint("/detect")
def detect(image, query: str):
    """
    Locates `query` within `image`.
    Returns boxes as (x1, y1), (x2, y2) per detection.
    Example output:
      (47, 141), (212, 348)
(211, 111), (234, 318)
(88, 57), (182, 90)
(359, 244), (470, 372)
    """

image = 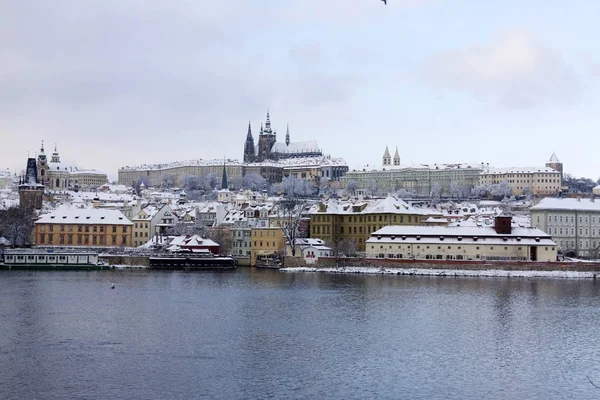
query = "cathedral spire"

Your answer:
(221, 159), (228, 190)
(246, 121), (253, 140)
(285, 124), (290, 146)
(265, 110), (271, 129)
